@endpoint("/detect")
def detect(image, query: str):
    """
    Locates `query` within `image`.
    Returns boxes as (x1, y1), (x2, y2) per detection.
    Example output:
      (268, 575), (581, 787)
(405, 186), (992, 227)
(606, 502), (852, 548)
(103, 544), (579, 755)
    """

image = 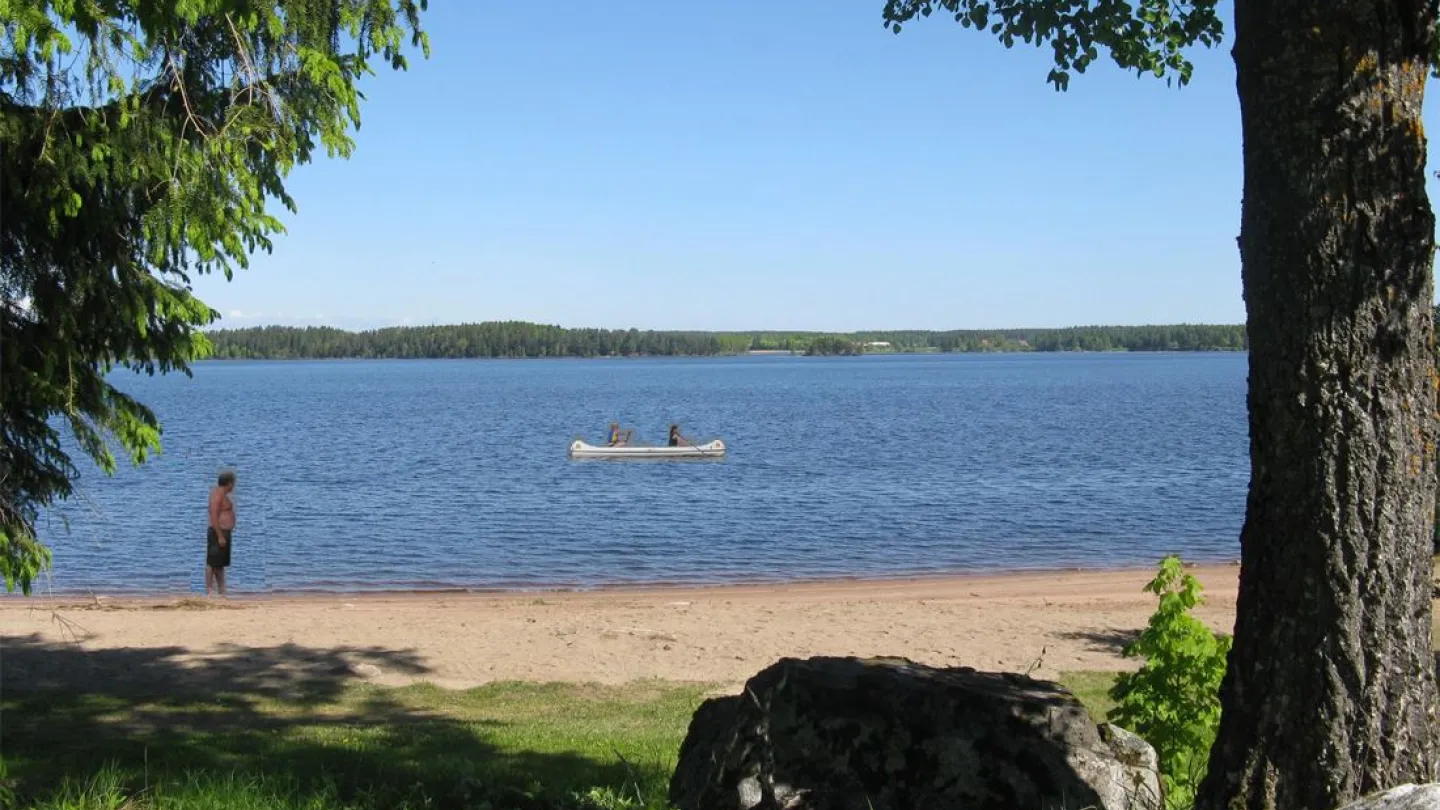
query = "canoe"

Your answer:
(567, 439), (726, 460)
